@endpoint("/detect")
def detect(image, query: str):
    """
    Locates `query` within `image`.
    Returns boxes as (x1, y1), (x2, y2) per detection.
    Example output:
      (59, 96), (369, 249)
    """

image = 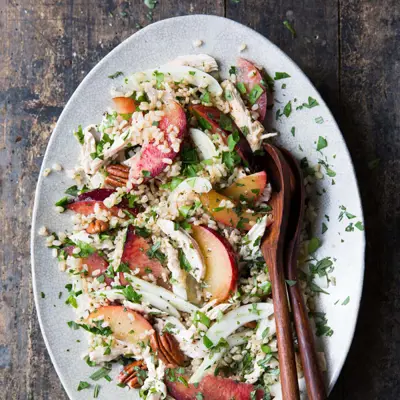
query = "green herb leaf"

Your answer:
(285, 280), (297, 286)
(77, 381), (90, 391)
(283, 20), (296, 37)
(291, 126), (295, 136)
(342, 296), (350, 305)
(218, 113), (234, 132)
(317, 136), (328, 151)
(65, 185), (79, 196)
(153, 70), (164, 89)
(355, 221), (364, 231)
(283, 101), (292, 117)
(228, 66), (237, 75)
(74, 125), (84, 145)
(144, 0), (157, 9)
(248, 84), (264, 105)
(142, 170), (151, 177)
(322, 222), (328, 234)
(178, 249), (192, 272)
(308, 237), (321, 254)
(315, 116), (324, 124)
(55, 197), (69, 208)
(193, 311), (211, 328)
(236, 82), (247, 94)
(203, 335), (213, 349)
(227, 131), (240, 151)
(200, 91), (211, 104)
(297, 96), (319, 110)
(93, 384), (100, 398)
(274, 72), (291, 80)
(90, 366), (112, 381)
(108, 71), (123, 79)
(122, 285), (142, 303)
